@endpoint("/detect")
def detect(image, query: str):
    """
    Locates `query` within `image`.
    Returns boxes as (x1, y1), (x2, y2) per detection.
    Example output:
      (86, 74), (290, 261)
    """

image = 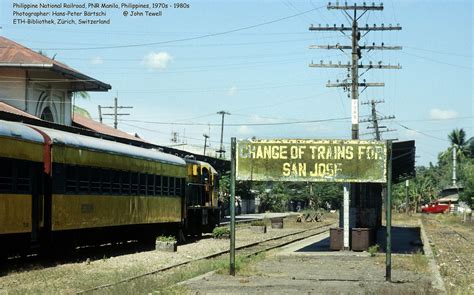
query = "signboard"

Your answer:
(236, 139), (387, 183)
